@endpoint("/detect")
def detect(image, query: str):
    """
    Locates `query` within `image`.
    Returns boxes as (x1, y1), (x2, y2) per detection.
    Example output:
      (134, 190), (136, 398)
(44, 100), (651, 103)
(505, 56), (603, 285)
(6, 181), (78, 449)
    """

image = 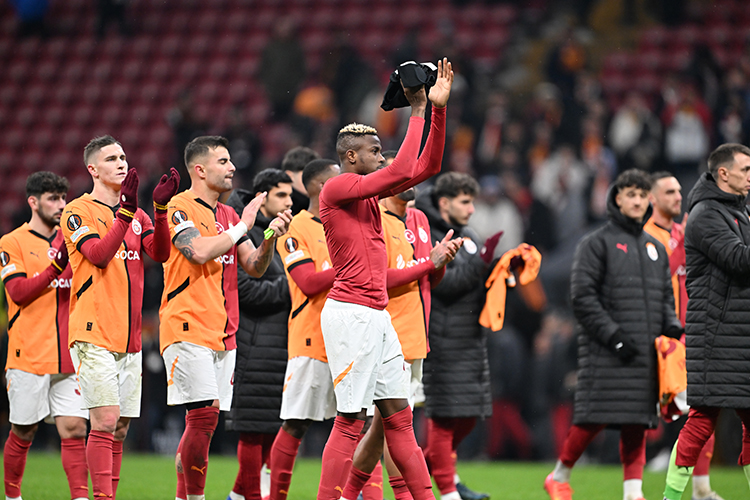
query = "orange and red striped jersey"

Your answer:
(0, 224), (73, 374)
(159, 191), (246, 353)
(276, 210), (331, 362)
(62, 194), (153, 353)
(381, 205), (434, 360)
